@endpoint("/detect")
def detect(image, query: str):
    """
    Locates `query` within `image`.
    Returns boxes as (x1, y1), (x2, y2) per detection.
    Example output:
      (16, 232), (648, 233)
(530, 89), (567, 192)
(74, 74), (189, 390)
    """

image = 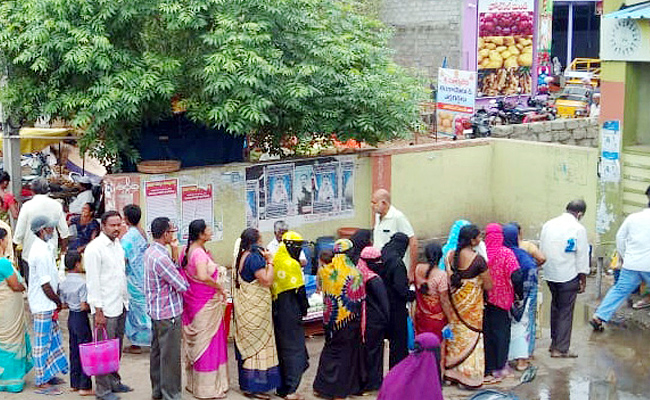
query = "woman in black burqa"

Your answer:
(377, 232), (415, 368)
